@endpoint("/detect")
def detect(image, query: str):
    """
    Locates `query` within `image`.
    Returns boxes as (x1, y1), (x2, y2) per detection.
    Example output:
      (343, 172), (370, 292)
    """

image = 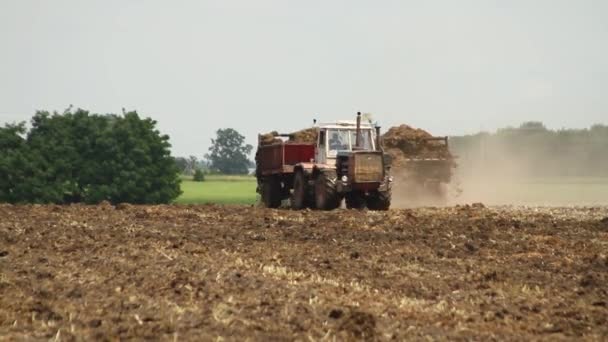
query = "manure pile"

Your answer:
(382, 125), (453, 166)
(258, 129), (318, 146)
